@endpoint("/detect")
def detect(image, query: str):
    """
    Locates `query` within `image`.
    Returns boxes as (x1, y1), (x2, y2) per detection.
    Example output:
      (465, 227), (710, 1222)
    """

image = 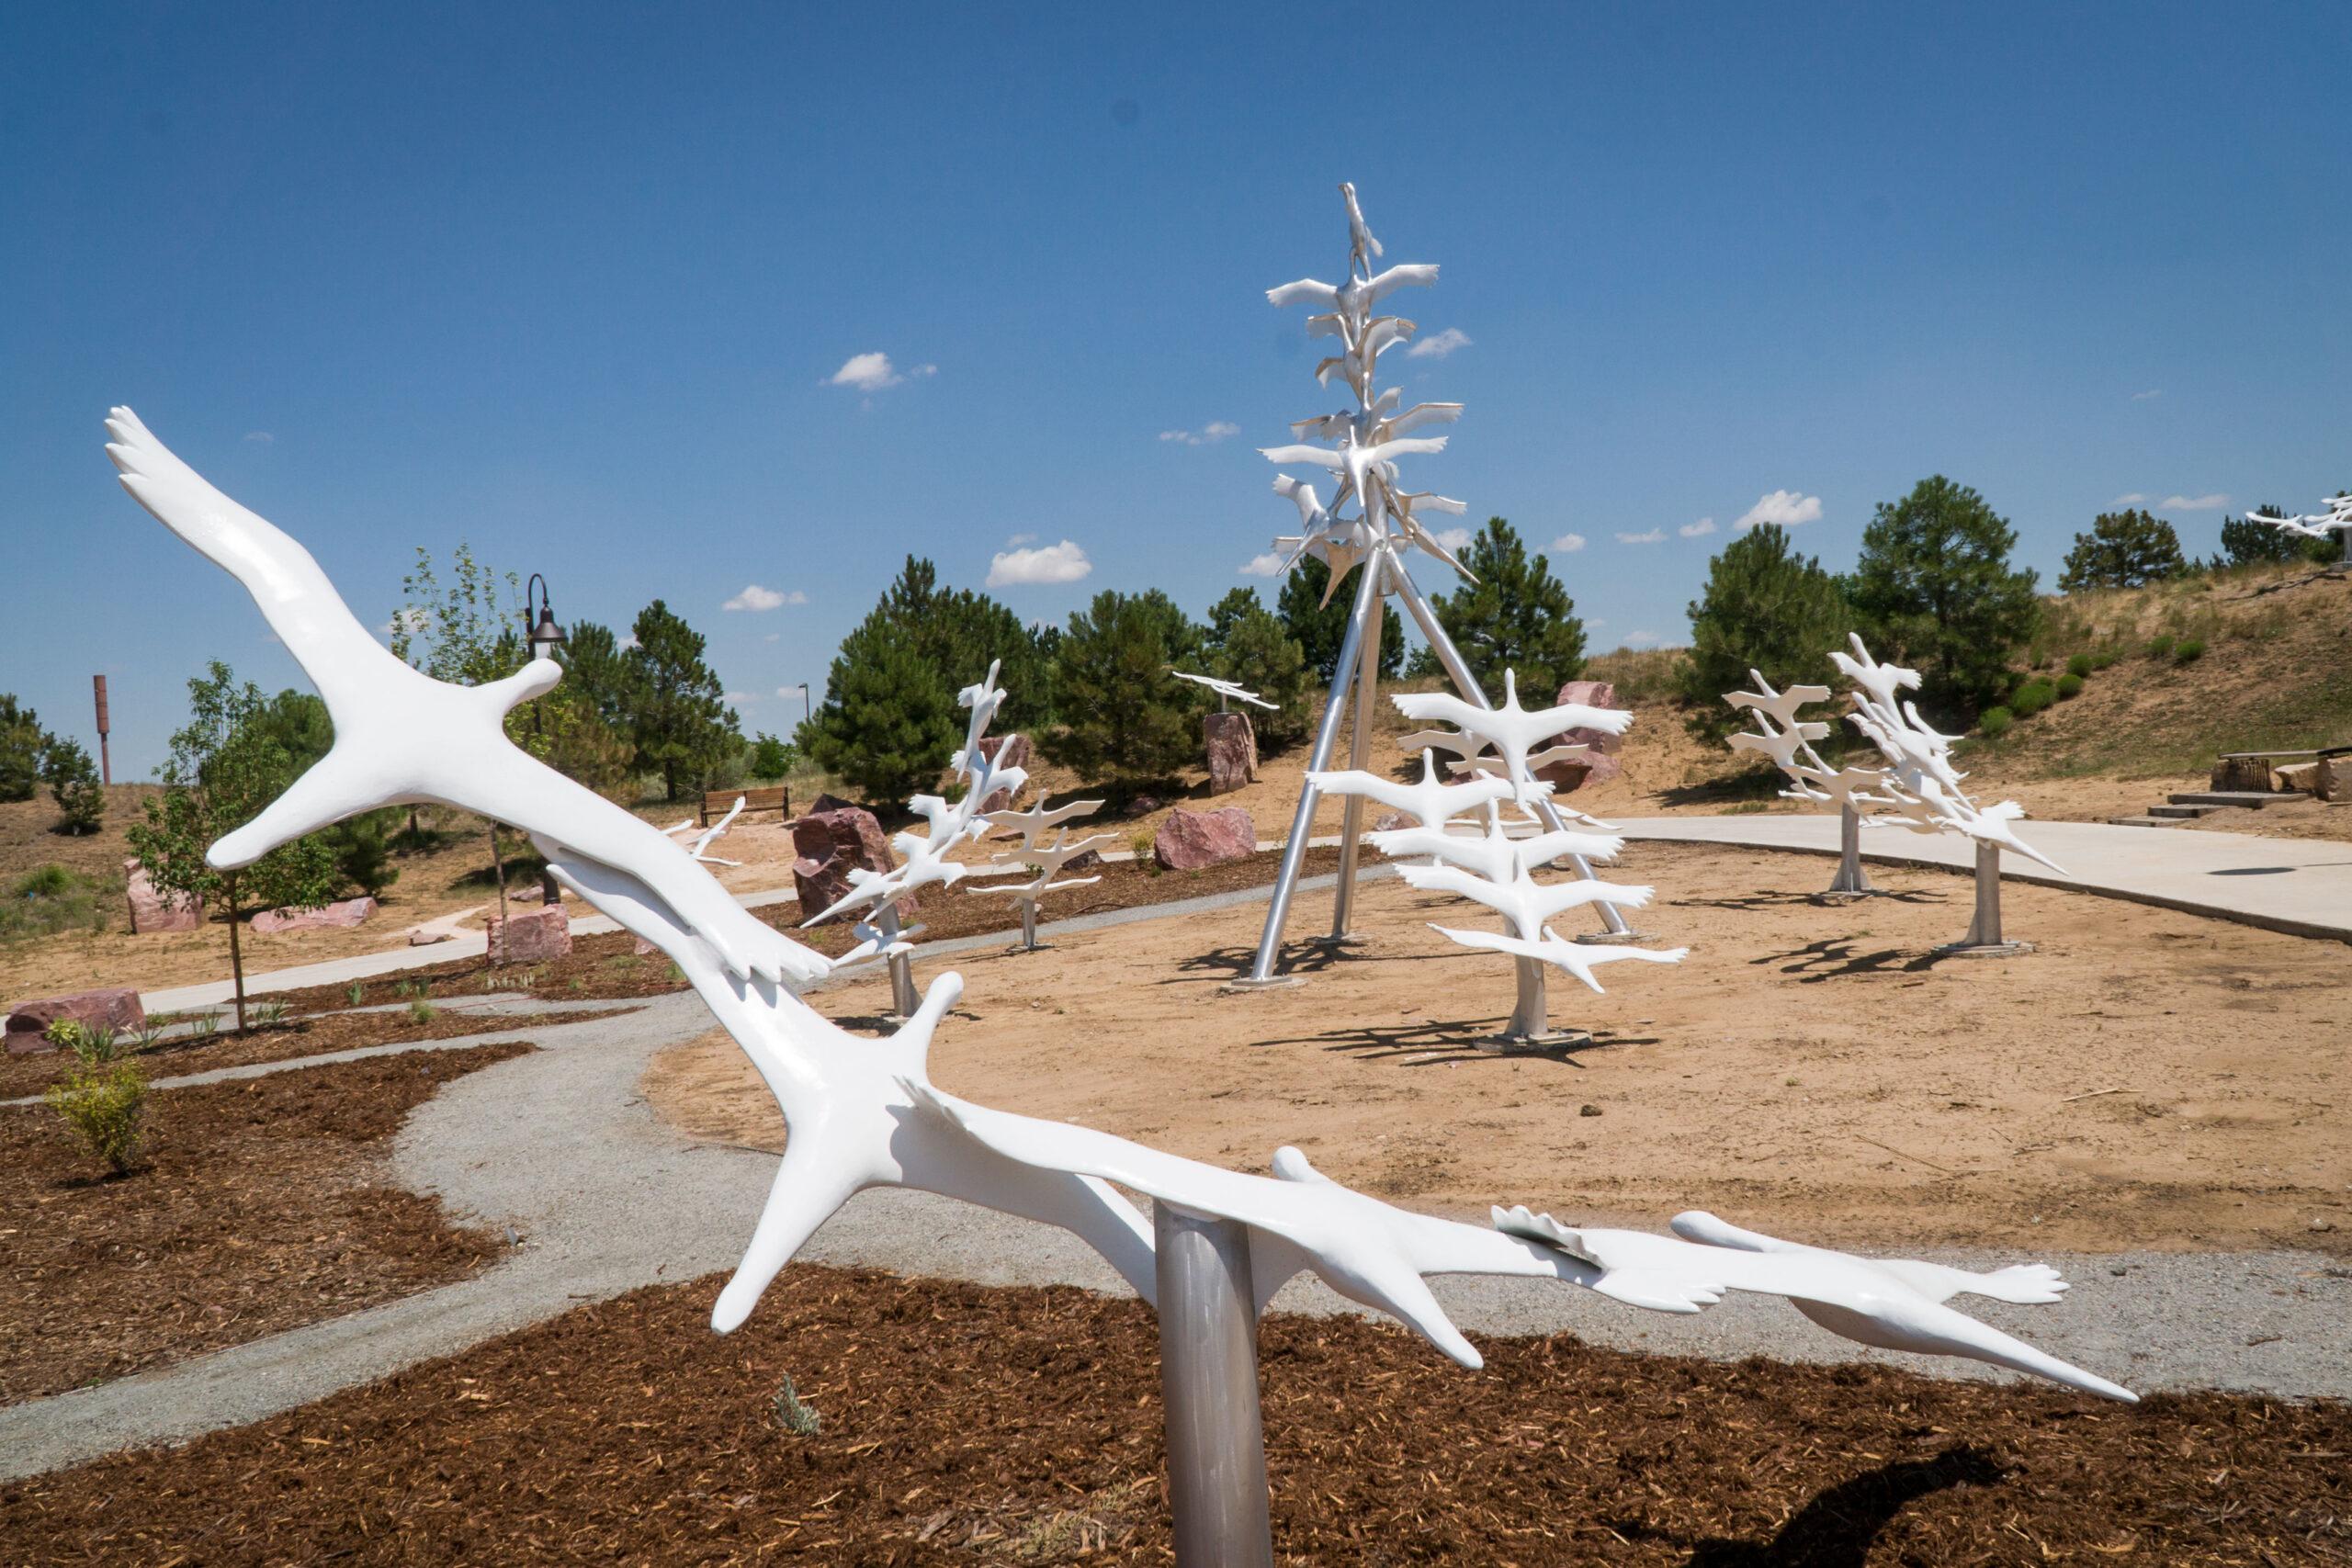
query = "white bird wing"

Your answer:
(1371, 828), (1510, 881)
(1303, 767), (1409, 814)
(1381, 402), (1464, 438)
(1523, 699), (1633, 739)
(1259, 444), (1345, 469)
(1267, 277), (1342, 310)
(1430, 926), (1688, 994)
(1511, 828), (1625, 867)
(1391, 690), (1486, 731)
(105, 407), (414, 717)
(1360, 434), (1450, 465)
(1362, 263), (1440, 304)
(1524, 878), (1654, 922)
